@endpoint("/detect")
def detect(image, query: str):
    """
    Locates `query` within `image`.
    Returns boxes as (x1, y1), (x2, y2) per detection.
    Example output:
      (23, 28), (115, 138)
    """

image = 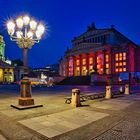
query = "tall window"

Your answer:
(75, 58), (80, 76)
(68, 57), (73, 76)
(106, 54), (110, 74)
(115, 52), (126, 72)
